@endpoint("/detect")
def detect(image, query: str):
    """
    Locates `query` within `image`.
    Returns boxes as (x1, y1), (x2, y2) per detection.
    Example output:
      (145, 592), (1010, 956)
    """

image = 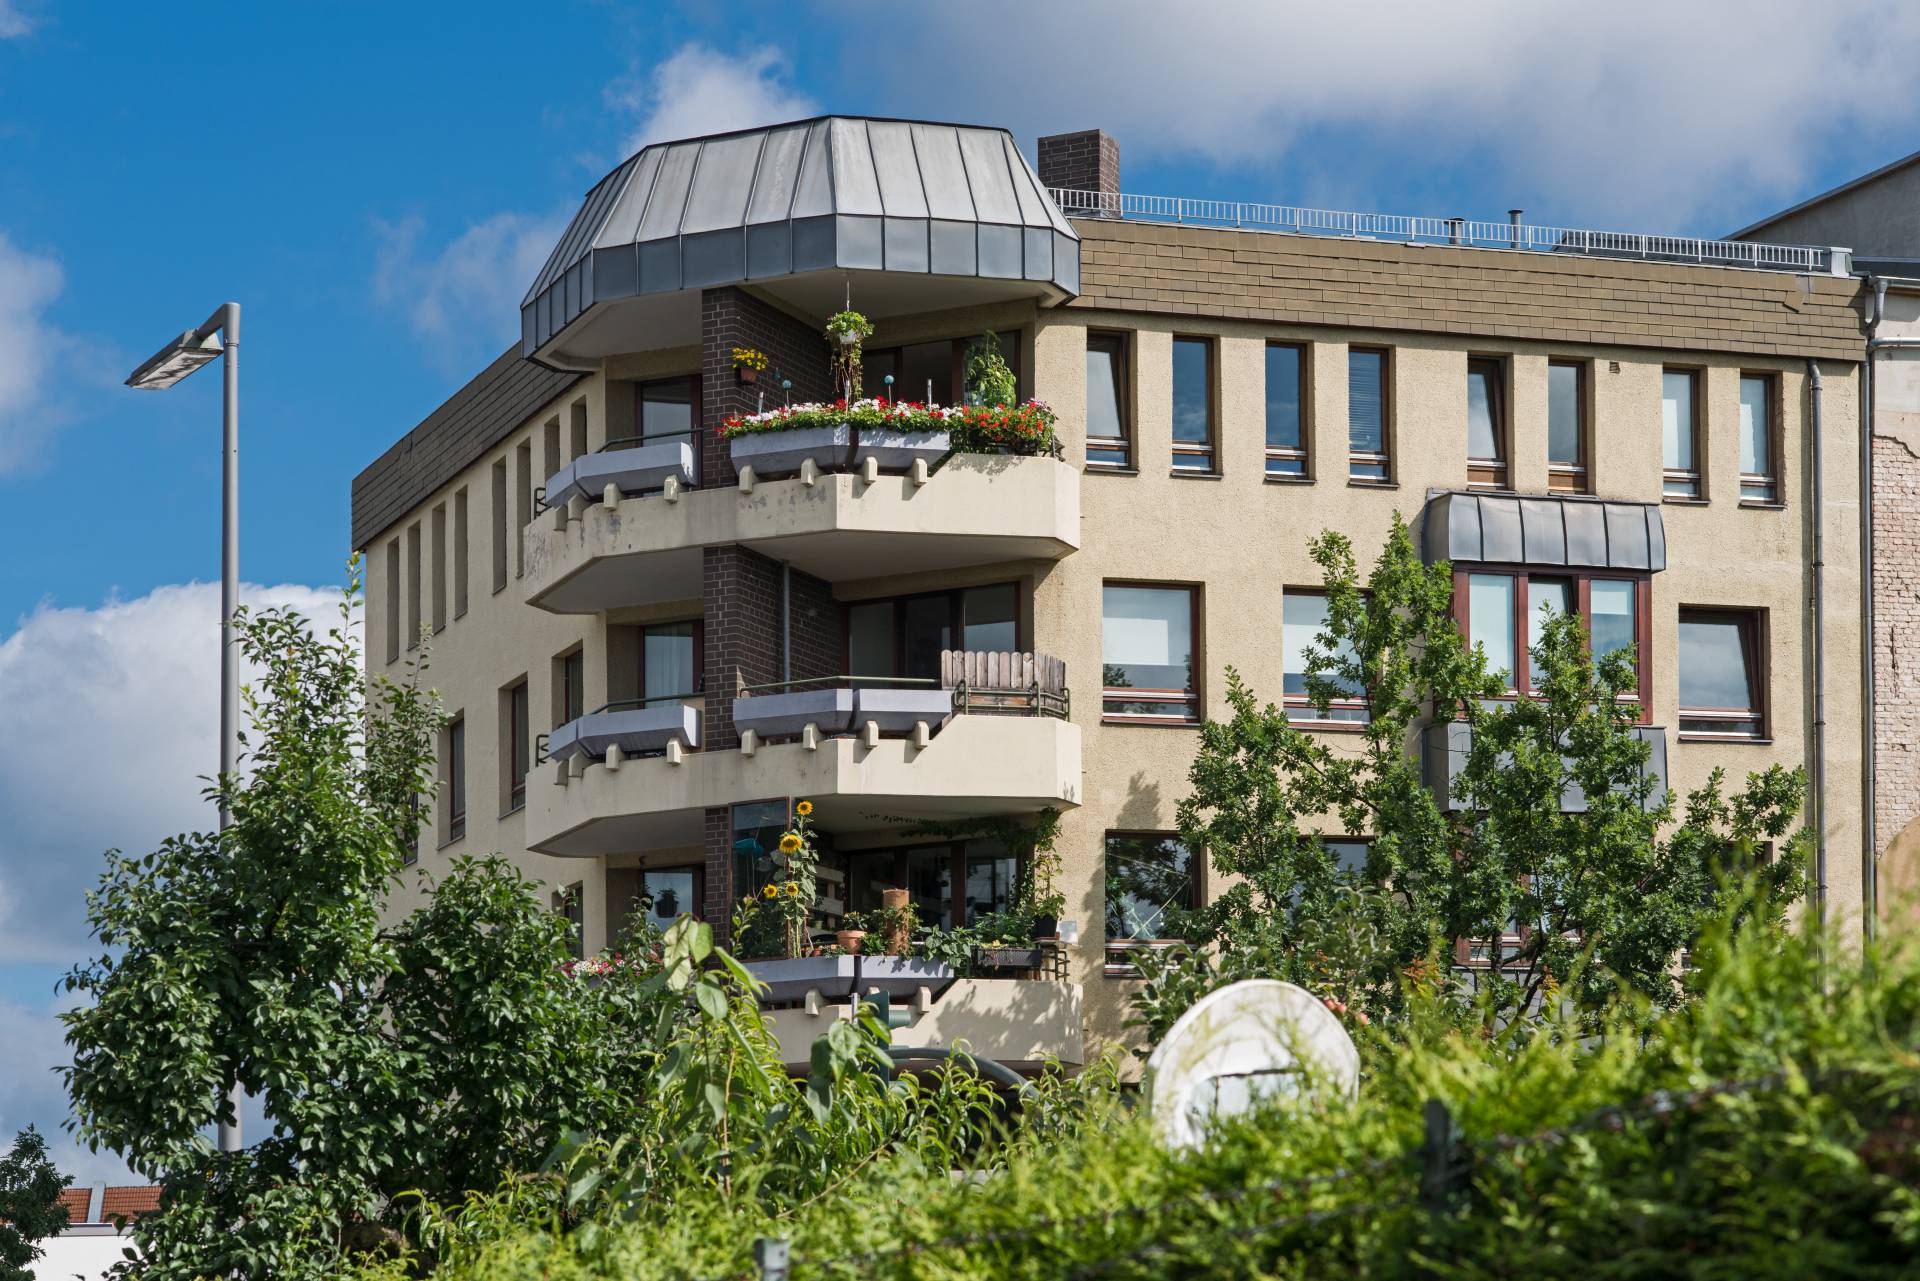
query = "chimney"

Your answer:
(1037, 129), (1120, 217)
